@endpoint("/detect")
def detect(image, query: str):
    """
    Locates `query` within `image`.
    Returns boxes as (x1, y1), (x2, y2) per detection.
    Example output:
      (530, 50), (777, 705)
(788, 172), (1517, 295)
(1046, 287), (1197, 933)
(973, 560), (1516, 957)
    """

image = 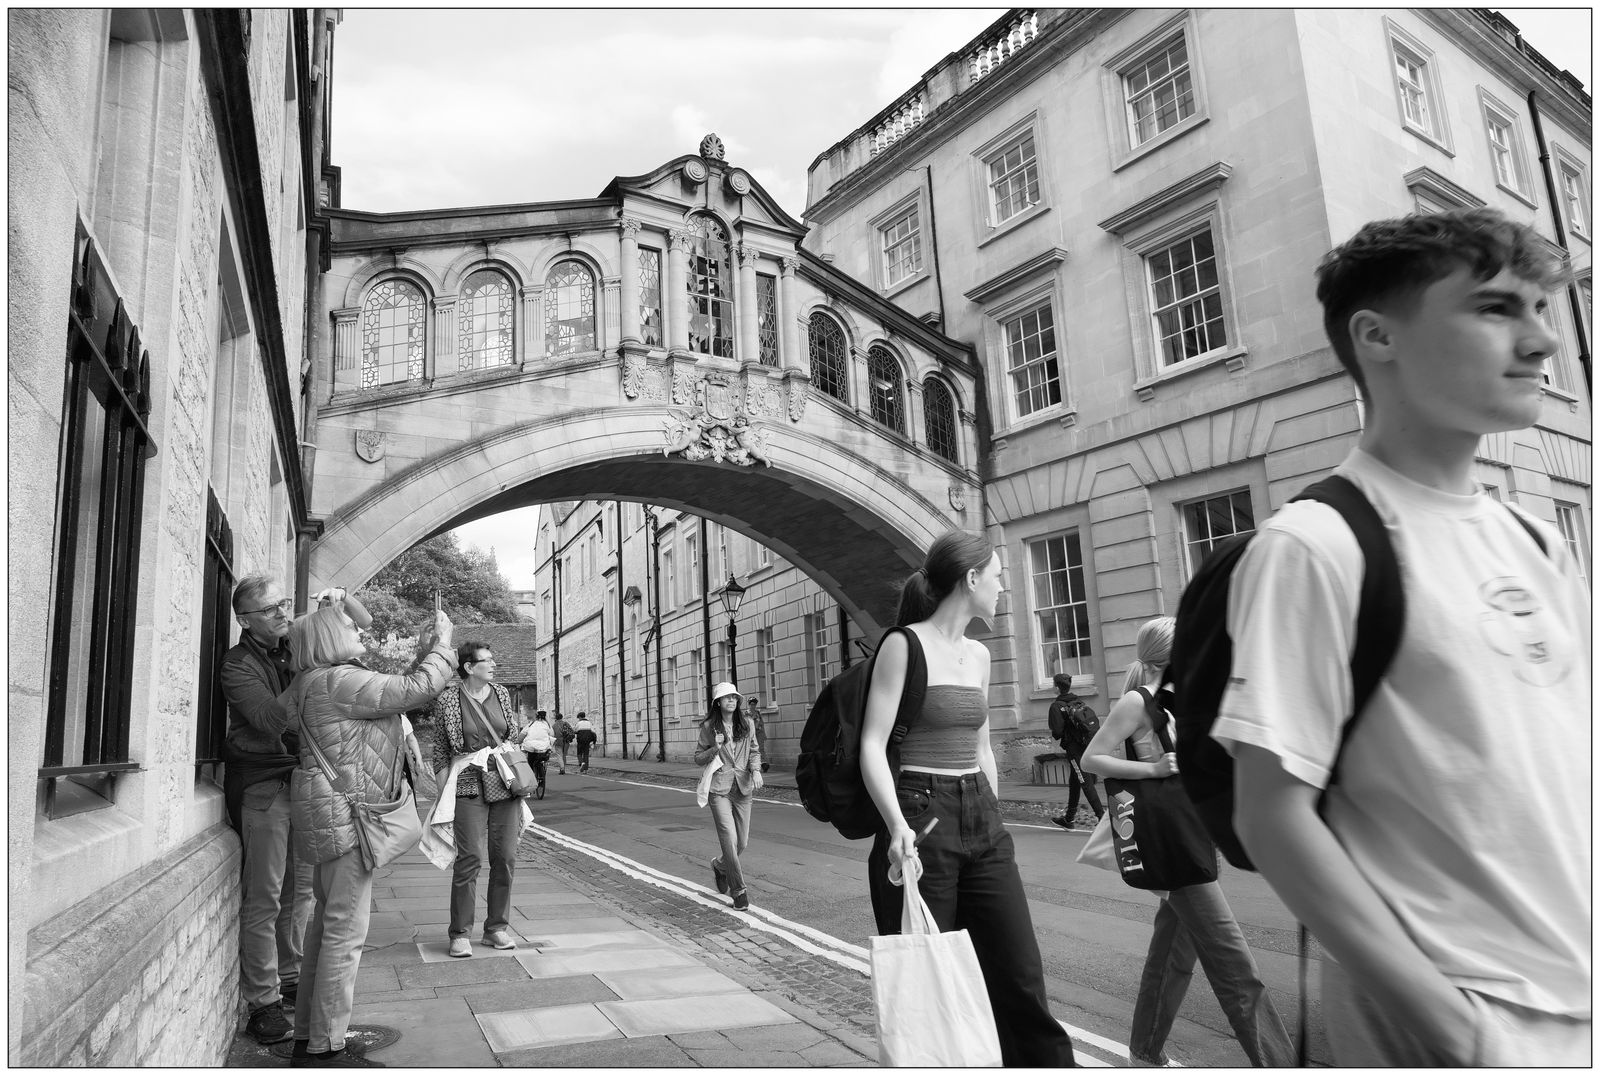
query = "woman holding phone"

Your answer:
(859, 530), (1075, 1066)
